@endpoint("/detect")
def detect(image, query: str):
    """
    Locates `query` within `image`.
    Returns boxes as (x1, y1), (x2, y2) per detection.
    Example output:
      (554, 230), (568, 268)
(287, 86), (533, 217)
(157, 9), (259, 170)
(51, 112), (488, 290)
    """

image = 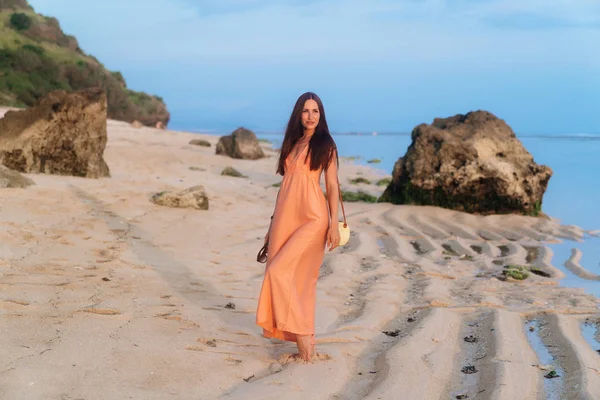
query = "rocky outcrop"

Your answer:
(0, 88), (110, 178)
(0, 165), (34, 188)
(25, 16), (80, 52)
(216, 127), (265, 160)
(379, 111), (552, 216)
(0, 0), (169, 128)
(151, 186), (209, 210)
